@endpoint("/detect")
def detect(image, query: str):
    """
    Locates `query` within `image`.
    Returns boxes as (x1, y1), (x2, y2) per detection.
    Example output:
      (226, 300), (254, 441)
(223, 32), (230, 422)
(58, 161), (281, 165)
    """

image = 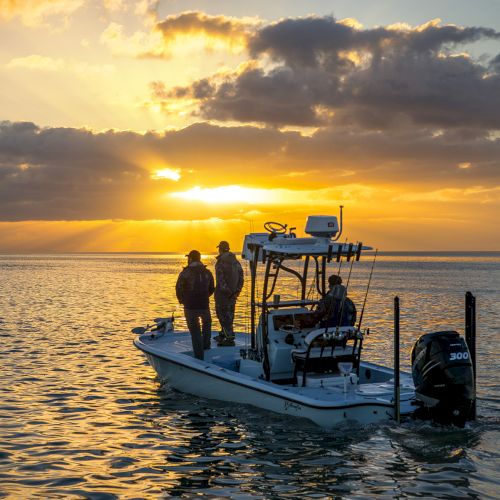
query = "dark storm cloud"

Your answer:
(0, 121), (291, 221)
(490, 53), (500, 70)
(1, 120), (499, 221)
(161, 16), (500, 129)
(286, 125), (500, 183)
(198, 67), (326, 126)
(0, 121), (154, 221)
(249, 18), (500, 65)
(336, 54), (500, 130)
(249, 17), (361, 69)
